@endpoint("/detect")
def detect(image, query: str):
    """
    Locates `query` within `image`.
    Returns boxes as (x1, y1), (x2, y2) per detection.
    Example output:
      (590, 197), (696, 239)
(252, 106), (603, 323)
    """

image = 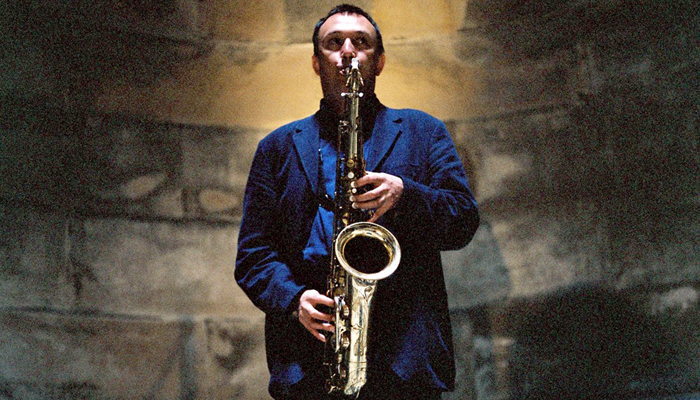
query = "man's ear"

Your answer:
(375, 53), (386, 76)
(312, 55), (320, 76)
